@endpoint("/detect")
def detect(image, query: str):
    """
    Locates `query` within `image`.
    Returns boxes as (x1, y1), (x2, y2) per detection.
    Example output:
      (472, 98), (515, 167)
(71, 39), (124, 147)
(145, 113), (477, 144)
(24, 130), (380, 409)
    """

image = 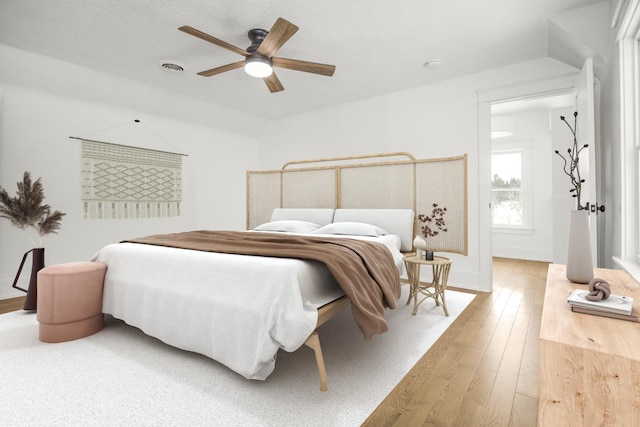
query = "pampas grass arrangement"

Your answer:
(0, 171), (65, 247)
